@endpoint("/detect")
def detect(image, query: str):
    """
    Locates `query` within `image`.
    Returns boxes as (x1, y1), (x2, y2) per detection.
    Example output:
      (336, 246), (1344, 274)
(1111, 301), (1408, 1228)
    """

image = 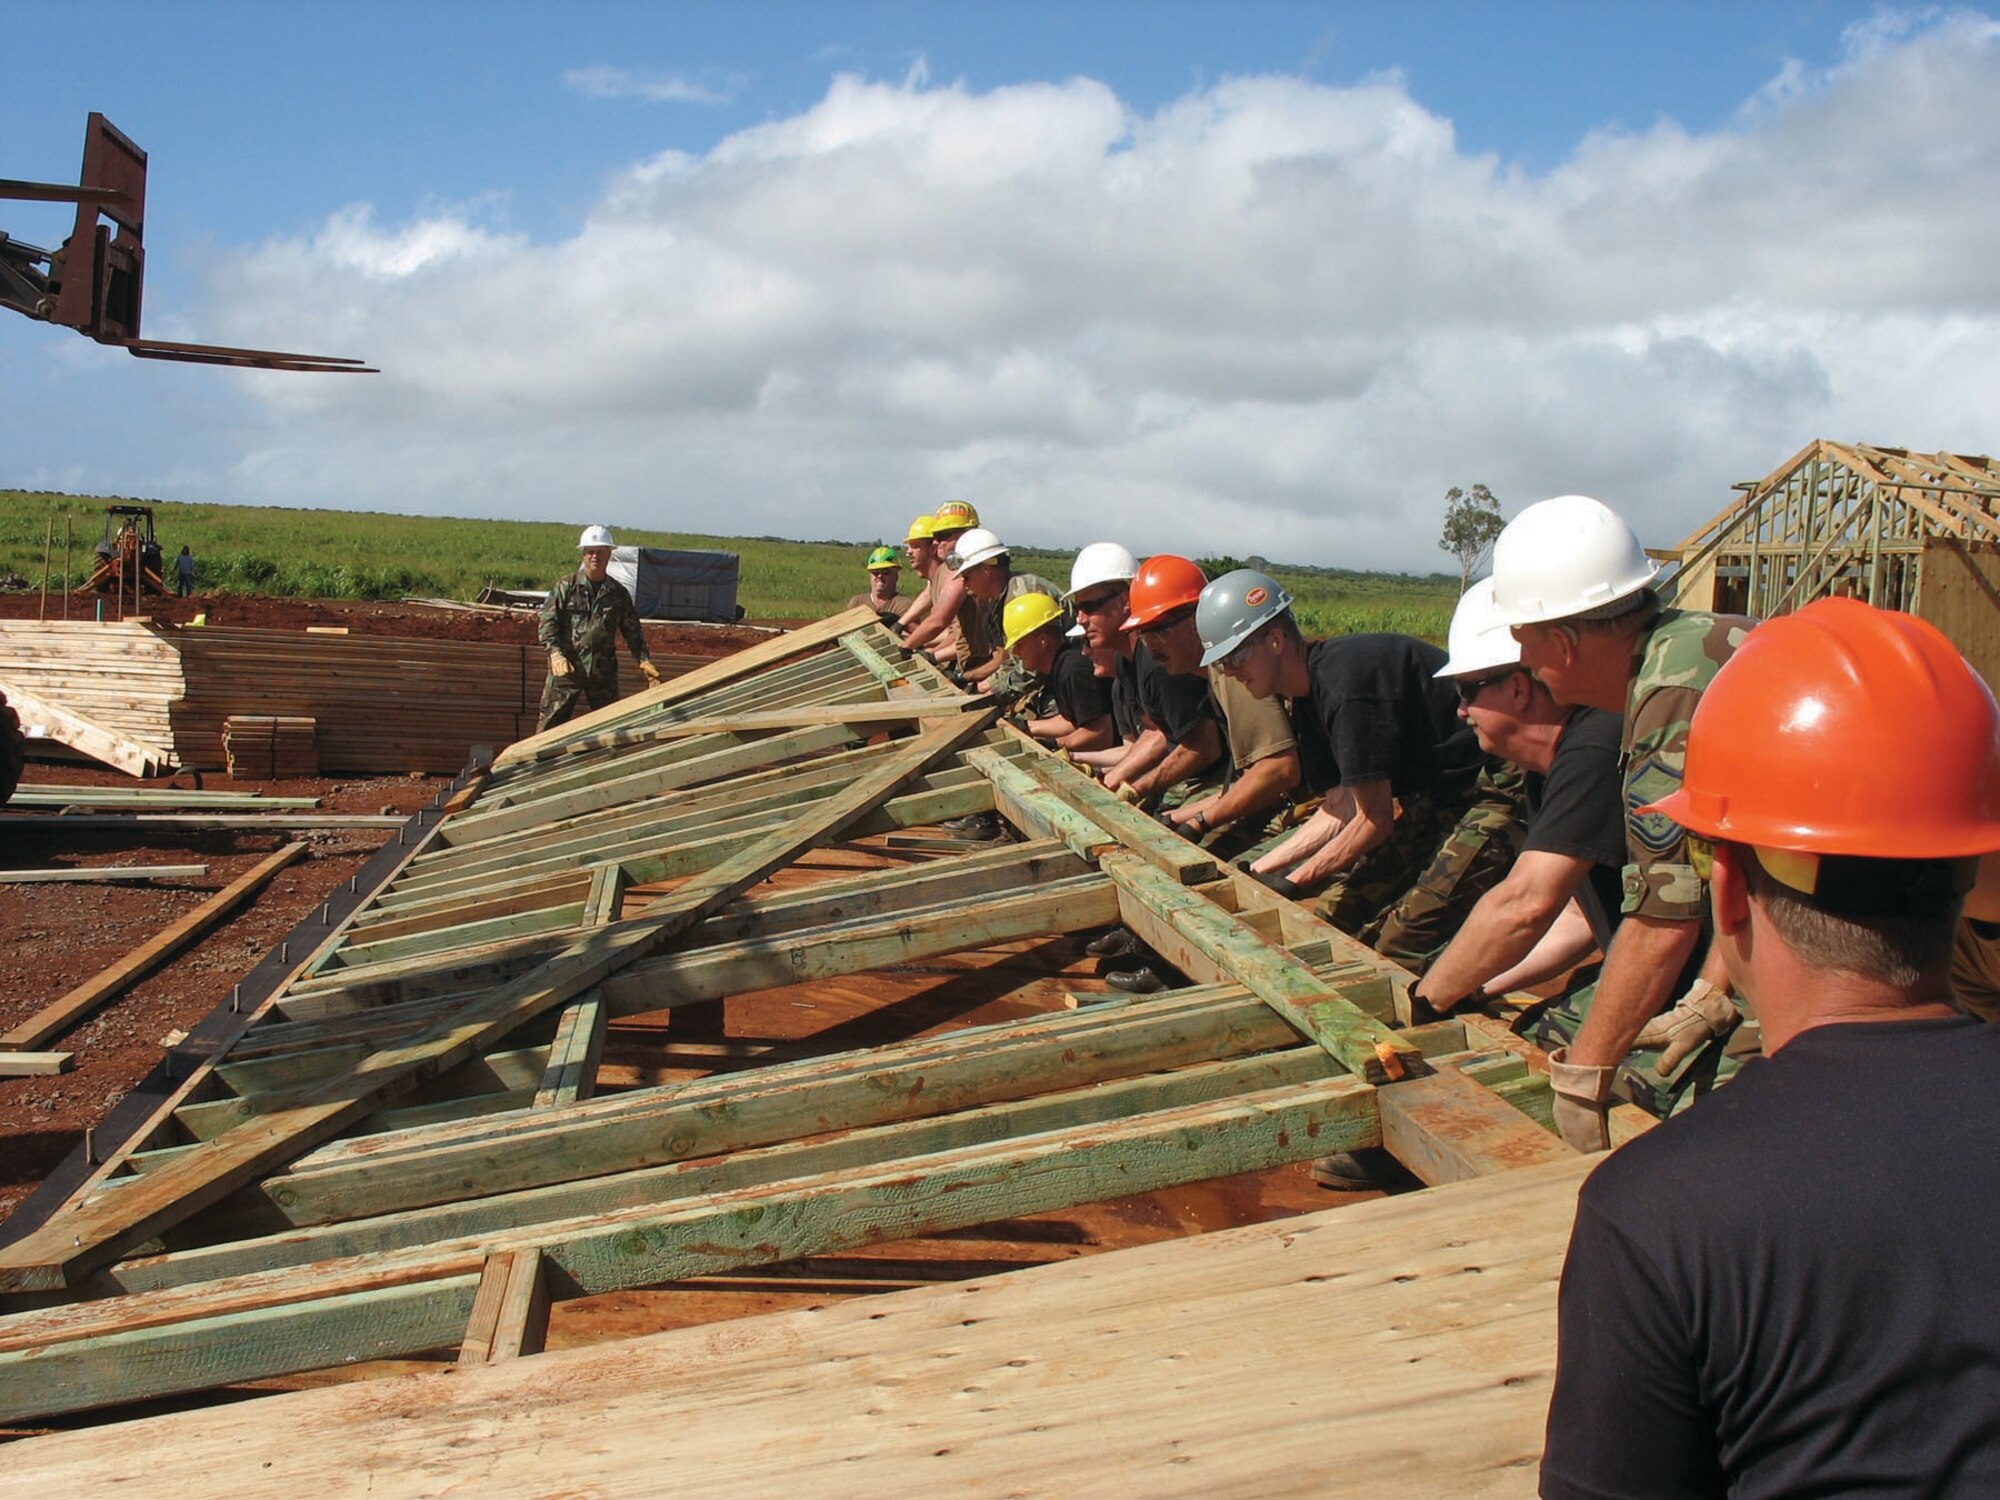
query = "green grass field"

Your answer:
(0, 489), (1459, 640)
